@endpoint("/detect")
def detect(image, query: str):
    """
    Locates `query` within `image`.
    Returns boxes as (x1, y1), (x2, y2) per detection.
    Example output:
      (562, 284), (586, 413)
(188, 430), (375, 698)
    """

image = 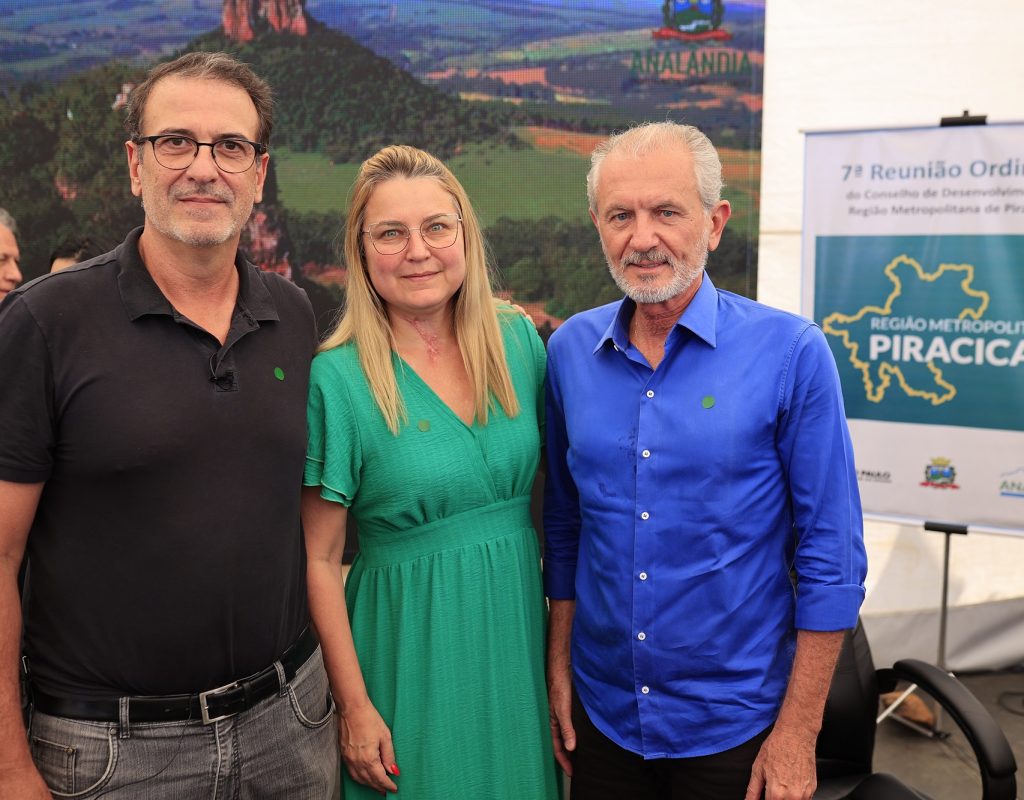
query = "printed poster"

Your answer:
(802, 125), (1024, 534)
(0, 0), (766, 332)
